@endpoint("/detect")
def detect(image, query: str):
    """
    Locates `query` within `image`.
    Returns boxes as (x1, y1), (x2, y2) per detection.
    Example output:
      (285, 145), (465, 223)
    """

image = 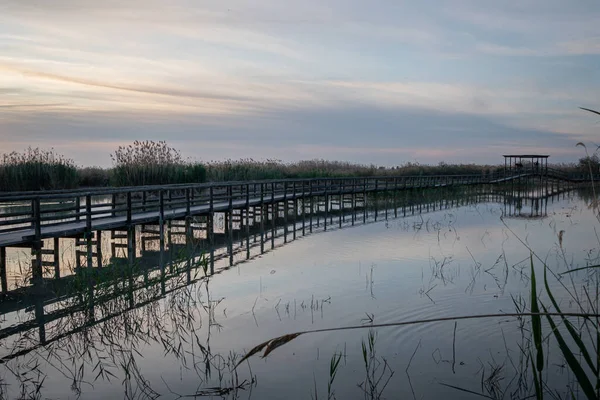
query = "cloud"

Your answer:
(557, 38), (600, 55)
(0, 64), (252, 102)
(1, 101), (579, 167)
(0, 103), (67, 109)
(1, 0), (599, 167)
